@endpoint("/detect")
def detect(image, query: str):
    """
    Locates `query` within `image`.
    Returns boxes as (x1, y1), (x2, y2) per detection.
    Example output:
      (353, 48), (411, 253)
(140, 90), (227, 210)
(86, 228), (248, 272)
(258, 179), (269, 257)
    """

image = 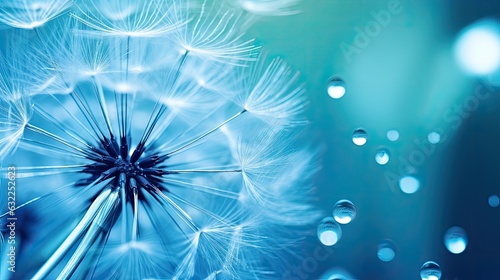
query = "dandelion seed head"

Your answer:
(21, 20), (45, 29)
(3, 0), (319, 278)
(161, 96), (188, 111)
(170, 1), (260, 64)
(73, 0), (186, 38)
(115, 82), (132, 92)
(235, 56), (307, 124)
(130, 65), (144, 73)
(238, 0), (302, 16)
(0, 96), (30, 159)
(0, 0), (73, 29)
